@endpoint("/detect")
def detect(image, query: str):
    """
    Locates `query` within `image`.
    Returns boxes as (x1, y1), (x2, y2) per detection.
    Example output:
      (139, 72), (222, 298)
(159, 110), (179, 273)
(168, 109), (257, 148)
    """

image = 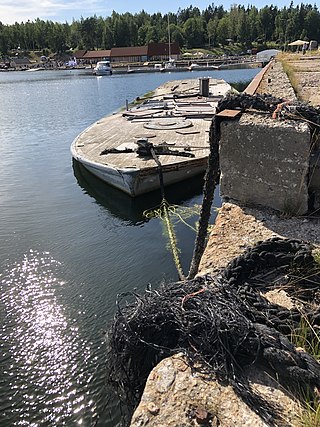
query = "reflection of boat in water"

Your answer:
(72, 159), (206, 224)
(71, 77), (233, 197)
